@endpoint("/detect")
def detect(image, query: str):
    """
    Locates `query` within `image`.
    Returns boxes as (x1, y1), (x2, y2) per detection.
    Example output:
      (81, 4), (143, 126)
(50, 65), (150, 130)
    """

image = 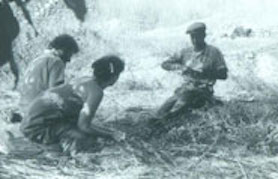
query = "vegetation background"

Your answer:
(1, 0), (278, 178)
